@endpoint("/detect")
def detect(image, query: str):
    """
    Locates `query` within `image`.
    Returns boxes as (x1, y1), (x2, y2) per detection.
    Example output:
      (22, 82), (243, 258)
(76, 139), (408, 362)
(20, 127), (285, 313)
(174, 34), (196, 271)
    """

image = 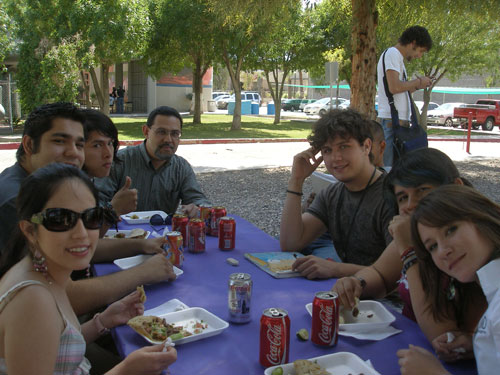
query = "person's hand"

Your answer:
(292, 256), (337, 279)
(100, 290), (144, 329)
(397, 345), (450, 375)
(180, 203), (199, 219)
(111, 176), (138, 216)
(332, 276), (363, 309)
(137, 253), (176, 284)
(142, 237), (168, 255)
(112, 344), (177, 375)
(416, 76), (433, 90)
(432, 331), (474, 362)
(388, 215), (413, 256)
(290, 148), (323, 184)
